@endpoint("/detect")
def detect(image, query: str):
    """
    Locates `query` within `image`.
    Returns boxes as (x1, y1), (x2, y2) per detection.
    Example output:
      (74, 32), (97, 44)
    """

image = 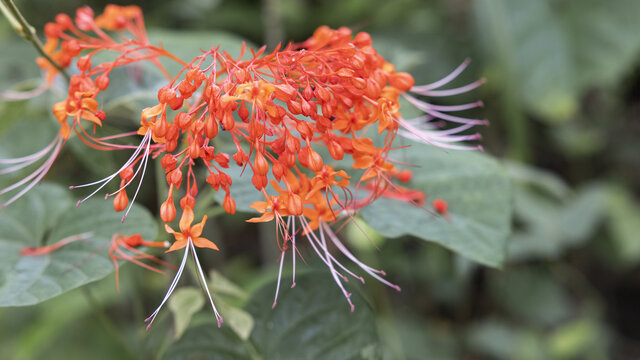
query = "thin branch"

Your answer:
(1, 0), (71, 81)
